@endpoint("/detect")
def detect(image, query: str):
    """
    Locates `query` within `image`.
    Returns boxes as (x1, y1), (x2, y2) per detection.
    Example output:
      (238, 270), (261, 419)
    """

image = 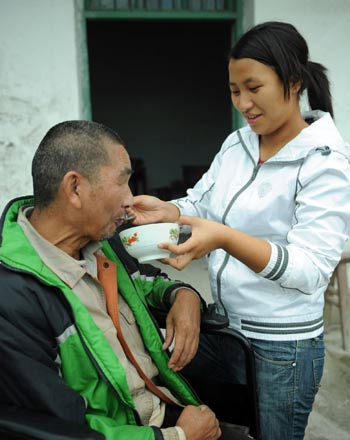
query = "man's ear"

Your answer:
(61, 171), (85, 209)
